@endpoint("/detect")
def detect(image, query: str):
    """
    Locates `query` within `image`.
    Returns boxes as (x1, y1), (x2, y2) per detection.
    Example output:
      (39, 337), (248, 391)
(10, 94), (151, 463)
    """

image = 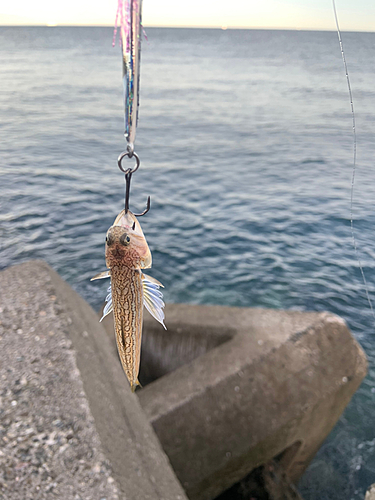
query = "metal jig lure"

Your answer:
(114, 0), (149, 215)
